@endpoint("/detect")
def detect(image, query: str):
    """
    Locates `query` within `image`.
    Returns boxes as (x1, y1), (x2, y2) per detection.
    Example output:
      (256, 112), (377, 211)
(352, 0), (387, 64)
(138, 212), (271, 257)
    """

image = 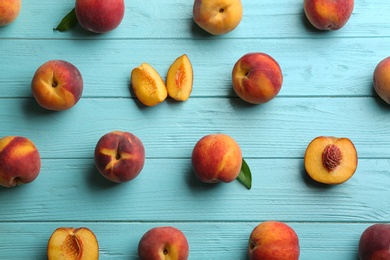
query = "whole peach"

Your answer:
(0, 136), (41, 188)
(373, 56), (390, 104)
(304, 0), (354, 30)
(138, 226), (189, 260)
(248, 221), (300, 260)
(75, 0), (125, 33)
(232, 52), (283, 104)
(0, 0), (21, 26)
(94, 131), (145, 183)
(191, 133), (242, 183)
(31, 60), (83, 111)
(358, 223), (390, 260)
(193, 0), (243, 35)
